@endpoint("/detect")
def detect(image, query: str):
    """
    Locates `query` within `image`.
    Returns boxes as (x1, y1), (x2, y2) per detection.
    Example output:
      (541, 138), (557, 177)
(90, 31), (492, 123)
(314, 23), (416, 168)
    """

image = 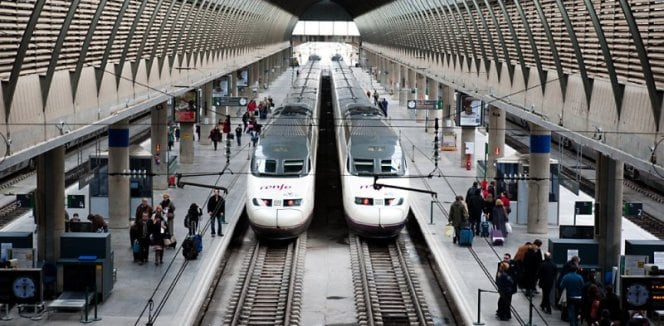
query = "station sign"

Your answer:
(216, 97), (248, 107)
(574, 201), (593, 215)
(67, 195), (85, 208)
(624, 202), (643, 217)
(16, 194), (33, 208)
(406, 99), (438, 110)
